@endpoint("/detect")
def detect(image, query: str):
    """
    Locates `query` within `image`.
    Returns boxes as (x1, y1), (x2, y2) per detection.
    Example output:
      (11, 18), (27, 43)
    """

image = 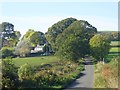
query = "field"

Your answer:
(109, 41), (120, 53)
(109, 47), (120, 52)
(13, 56), (60, 67)
(110, 41), (120, 47)
(106, 41), (120, 62)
